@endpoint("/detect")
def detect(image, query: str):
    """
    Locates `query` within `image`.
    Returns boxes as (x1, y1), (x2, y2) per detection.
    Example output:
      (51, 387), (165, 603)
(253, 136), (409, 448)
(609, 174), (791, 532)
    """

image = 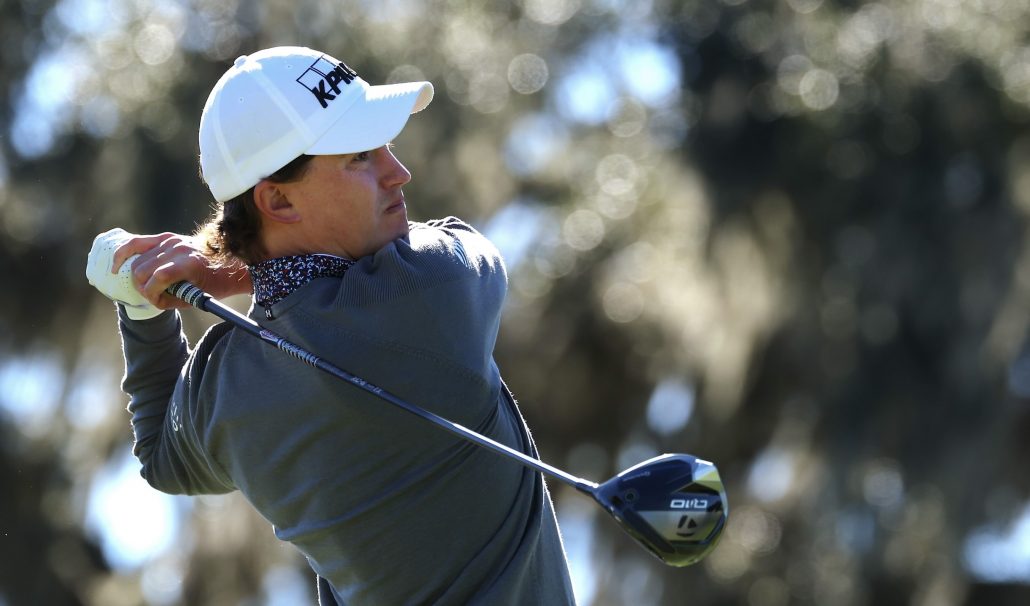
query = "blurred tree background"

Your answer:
(2, 0), (1030, 604)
